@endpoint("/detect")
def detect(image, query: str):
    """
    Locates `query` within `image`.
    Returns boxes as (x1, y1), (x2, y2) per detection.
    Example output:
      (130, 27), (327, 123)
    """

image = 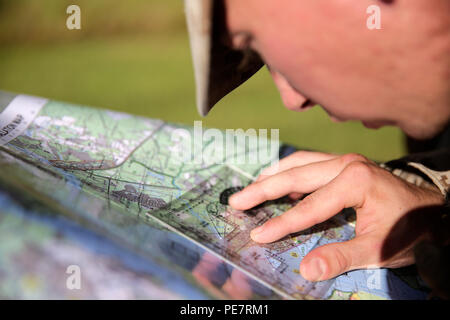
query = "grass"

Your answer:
(0, 2), (407, 162)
